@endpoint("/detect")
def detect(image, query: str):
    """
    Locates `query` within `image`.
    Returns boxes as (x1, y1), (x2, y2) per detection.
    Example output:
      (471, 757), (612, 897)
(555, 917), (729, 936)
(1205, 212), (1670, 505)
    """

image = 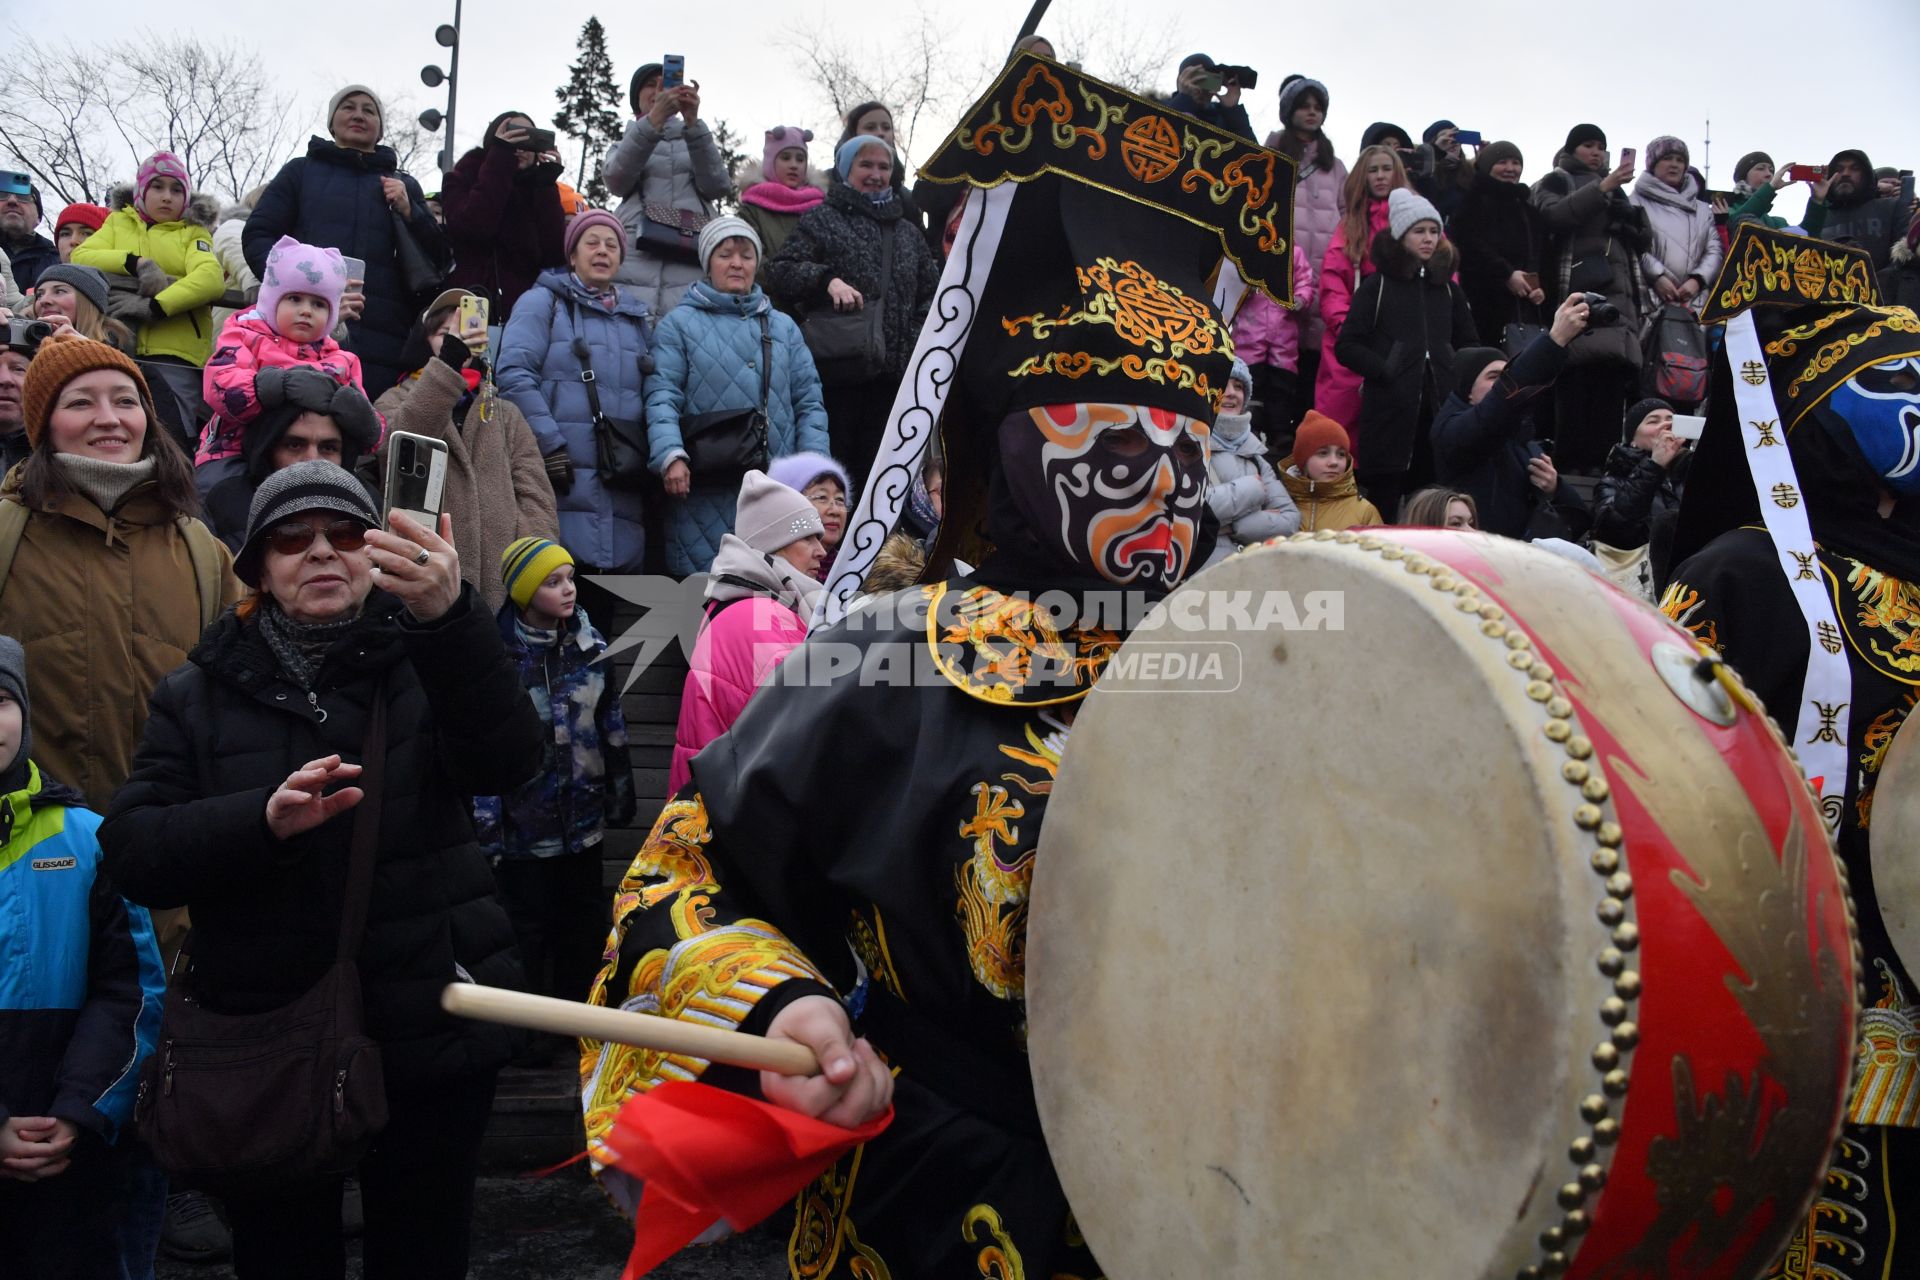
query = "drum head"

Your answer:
(1873, 712), (1920, 966)
(1028, 531), (1852, 1280)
